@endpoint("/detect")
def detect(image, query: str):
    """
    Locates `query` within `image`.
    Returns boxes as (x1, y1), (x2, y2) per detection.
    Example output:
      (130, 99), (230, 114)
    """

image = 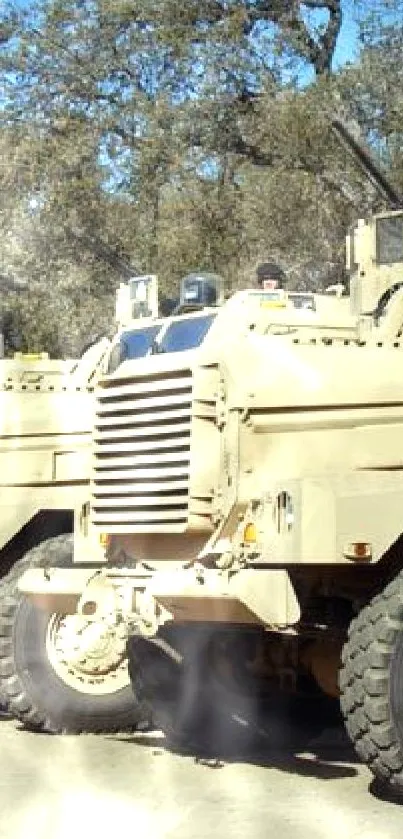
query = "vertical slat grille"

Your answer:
(91, 370), (193, 531)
